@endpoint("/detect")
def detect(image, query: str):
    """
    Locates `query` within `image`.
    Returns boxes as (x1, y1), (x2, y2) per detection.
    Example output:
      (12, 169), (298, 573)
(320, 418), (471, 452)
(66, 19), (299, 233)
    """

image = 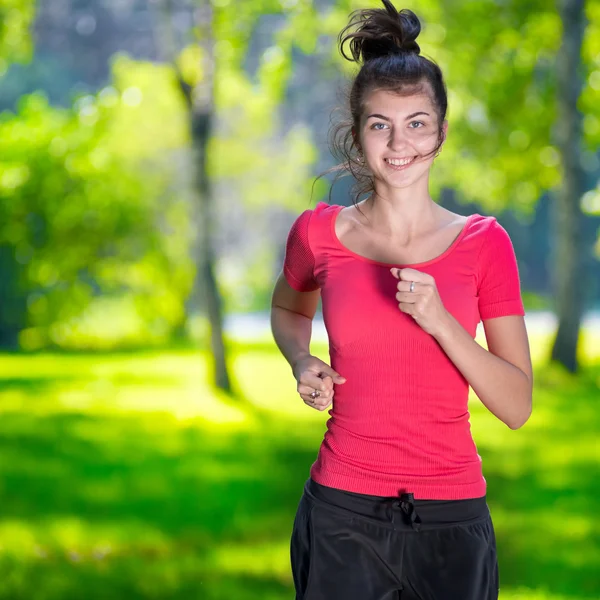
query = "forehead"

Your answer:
(363, 88), (435, 116)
